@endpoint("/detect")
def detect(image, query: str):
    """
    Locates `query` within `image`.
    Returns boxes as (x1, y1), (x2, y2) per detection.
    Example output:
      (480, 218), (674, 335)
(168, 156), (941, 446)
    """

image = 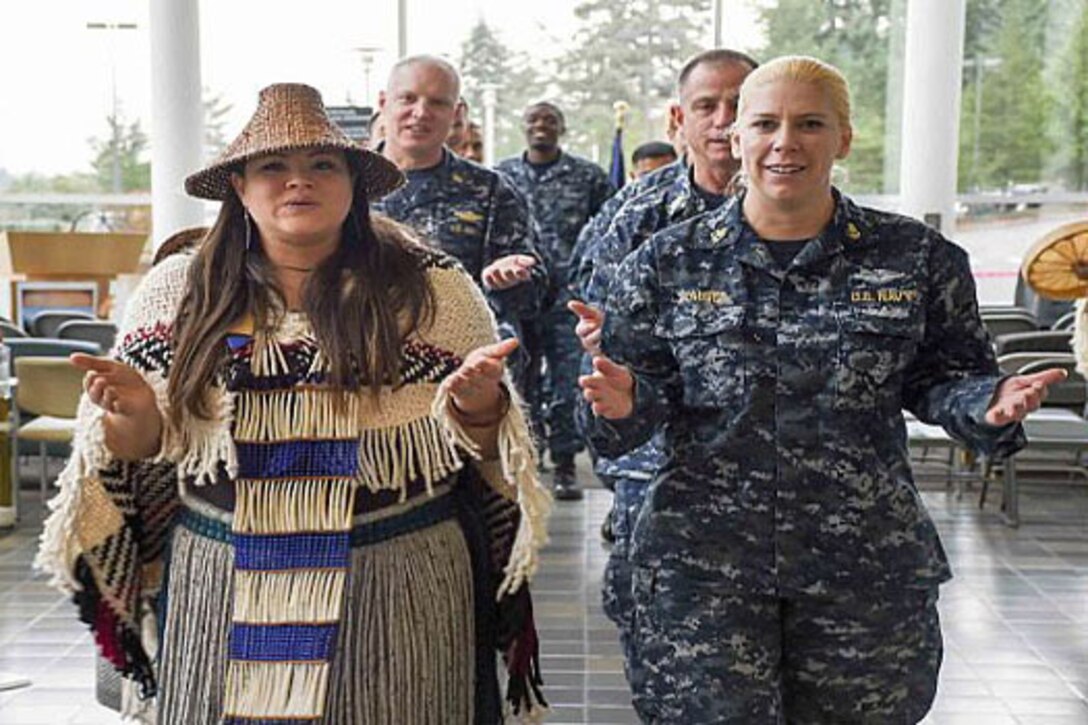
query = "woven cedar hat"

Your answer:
(184, 83), (403, 201)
